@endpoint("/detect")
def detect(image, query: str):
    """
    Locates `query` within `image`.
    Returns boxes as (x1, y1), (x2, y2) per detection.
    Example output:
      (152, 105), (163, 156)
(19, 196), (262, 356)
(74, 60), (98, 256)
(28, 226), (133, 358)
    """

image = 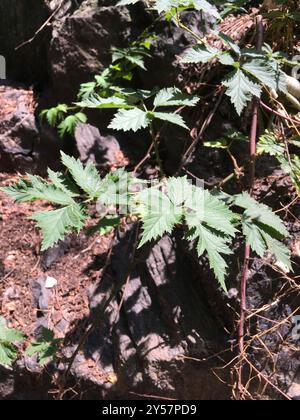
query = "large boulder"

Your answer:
(72, 228), (230, 399)
(0, 83), (60, 173)
(0, 0), (50, 84)
(49, 0), (150, 103)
